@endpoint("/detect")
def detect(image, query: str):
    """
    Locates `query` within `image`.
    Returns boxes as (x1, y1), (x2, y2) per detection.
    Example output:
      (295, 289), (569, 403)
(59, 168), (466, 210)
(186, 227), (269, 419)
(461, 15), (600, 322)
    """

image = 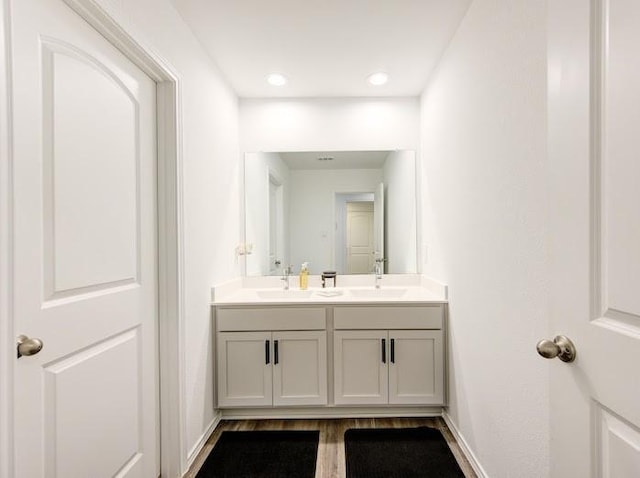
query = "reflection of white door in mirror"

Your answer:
(374, 182), (385, 269)
(268, 174), (284, 274)
(346, 202), (374, 274)
(244, 152), (291, 276)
